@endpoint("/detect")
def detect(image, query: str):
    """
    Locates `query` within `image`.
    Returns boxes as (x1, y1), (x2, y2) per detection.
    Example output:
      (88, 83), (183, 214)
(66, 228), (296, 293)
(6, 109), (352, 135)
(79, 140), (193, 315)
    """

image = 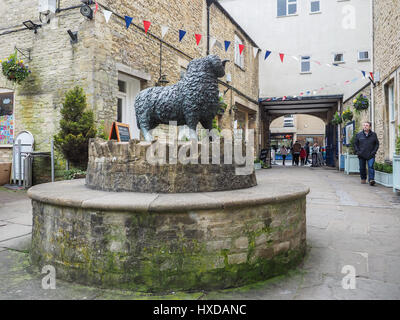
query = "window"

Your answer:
(310, 0), (320, 13)
(301, 56), (311, 73)
(277, 0), (297, 17)
(0, 91), (14, 145)
(234, 34), (244, 69)
(358, 51), (370, 61)
(333, 53), (344, 63)
(284, 115), (294, 127)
